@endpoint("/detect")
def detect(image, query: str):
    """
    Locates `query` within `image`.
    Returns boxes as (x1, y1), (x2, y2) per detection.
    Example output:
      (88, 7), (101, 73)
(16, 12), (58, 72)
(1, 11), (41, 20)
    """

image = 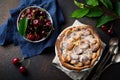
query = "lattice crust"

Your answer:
(55, 25), (102, 71)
